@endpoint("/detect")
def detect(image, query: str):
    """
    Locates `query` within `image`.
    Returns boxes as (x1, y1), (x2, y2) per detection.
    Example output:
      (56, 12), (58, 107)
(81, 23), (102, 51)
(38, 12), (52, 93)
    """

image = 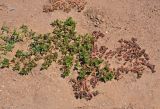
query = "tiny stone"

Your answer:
(97, 15), (102, 20)
(90, 15), (94, 19)
(101, 18), (105, 22)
